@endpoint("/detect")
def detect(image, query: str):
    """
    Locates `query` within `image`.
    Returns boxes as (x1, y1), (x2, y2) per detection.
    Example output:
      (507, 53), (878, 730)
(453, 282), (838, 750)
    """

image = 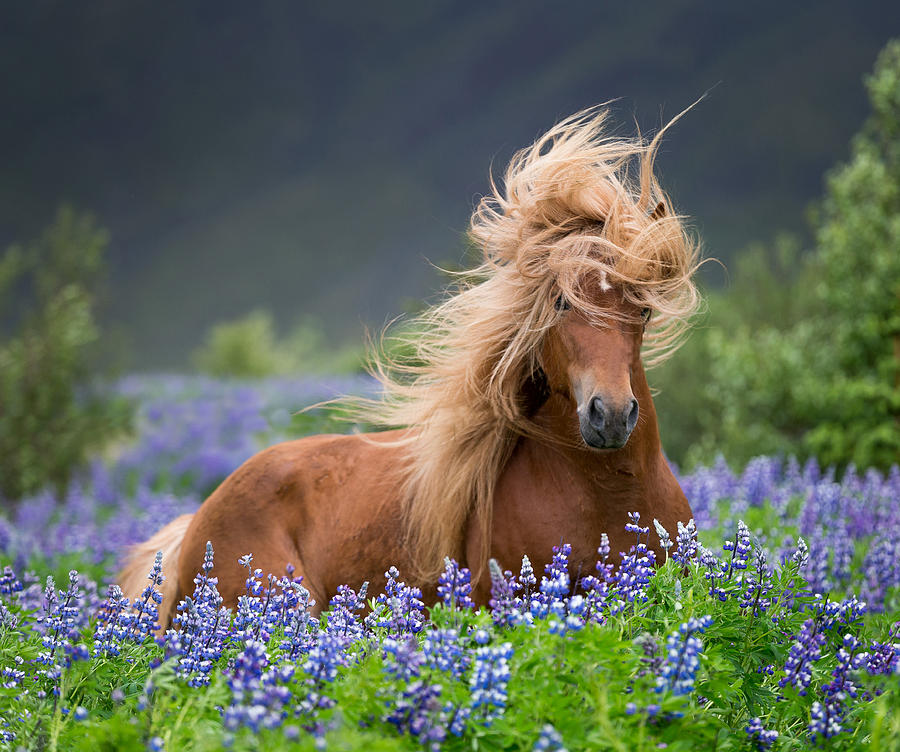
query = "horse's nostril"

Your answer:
(588, 396), (605, 431)
(626, 398), (639, 432)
